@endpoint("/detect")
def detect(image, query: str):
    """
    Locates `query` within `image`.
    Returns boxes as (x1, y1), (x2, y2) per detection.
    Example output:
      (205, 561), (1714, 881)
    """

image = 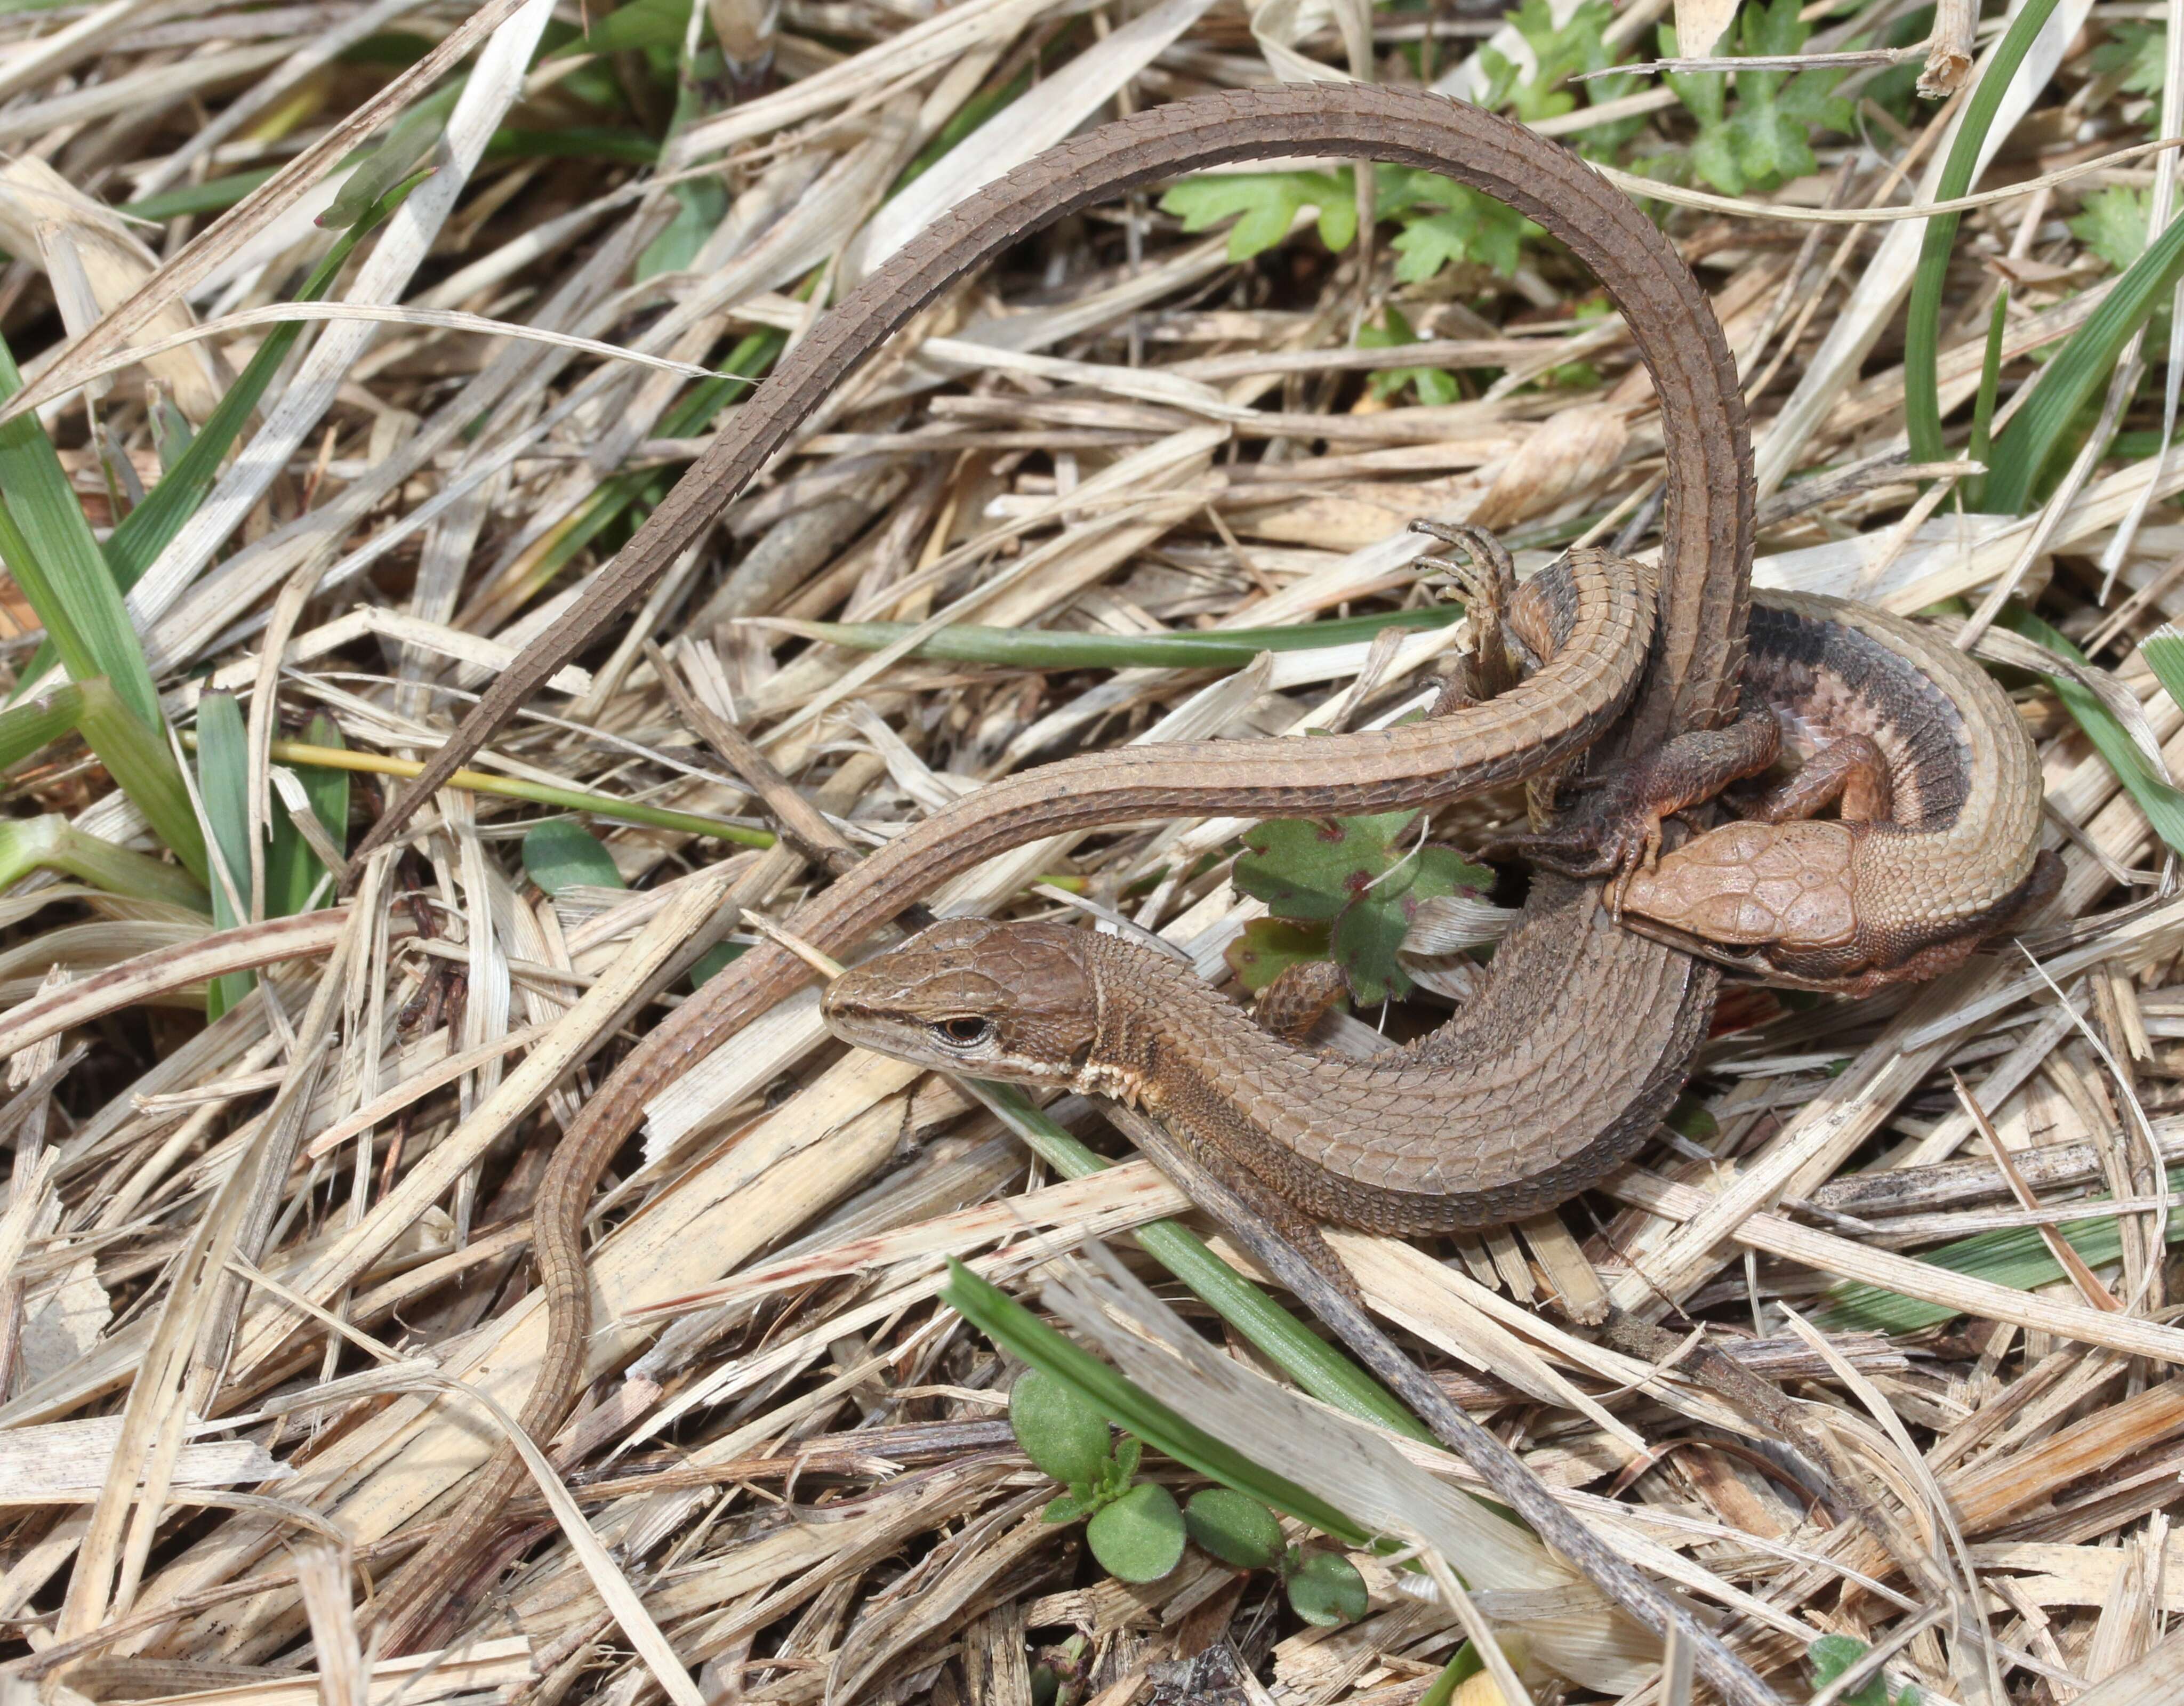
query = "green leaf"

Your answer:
(1009, 1367), (1113, 1487)
(1359, 305), (1459, 407)
(1113, 1435), (1142, 1482)
(1085, 1482), (1186, 1583)
(1235, 811), (1416, 924)
(522, 819), (626, 896)
(966, 1088), (1427, 1442)
(1331, 842), (1484, 1005)
(2090, 23), (2169, 101)
(2069, 186), (2150, 274)
(1159, 172), (1353, 262)
(1042, 1492), (1087, 1525)
(1985, 207), (2184, 510)
(1285, 1549), (1369, 1626)
(195, 693), (255, 1019)
(319, 86), (456, 230)
(1224, 918), (1332, 994)
(948, 1260), (1377, 1544)
(555, 0), (692, 54)
(1184, 1487), (1285, 1570)
(1236, 812), (1488, 1002)
(1806, 1633), (1912, 1706)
